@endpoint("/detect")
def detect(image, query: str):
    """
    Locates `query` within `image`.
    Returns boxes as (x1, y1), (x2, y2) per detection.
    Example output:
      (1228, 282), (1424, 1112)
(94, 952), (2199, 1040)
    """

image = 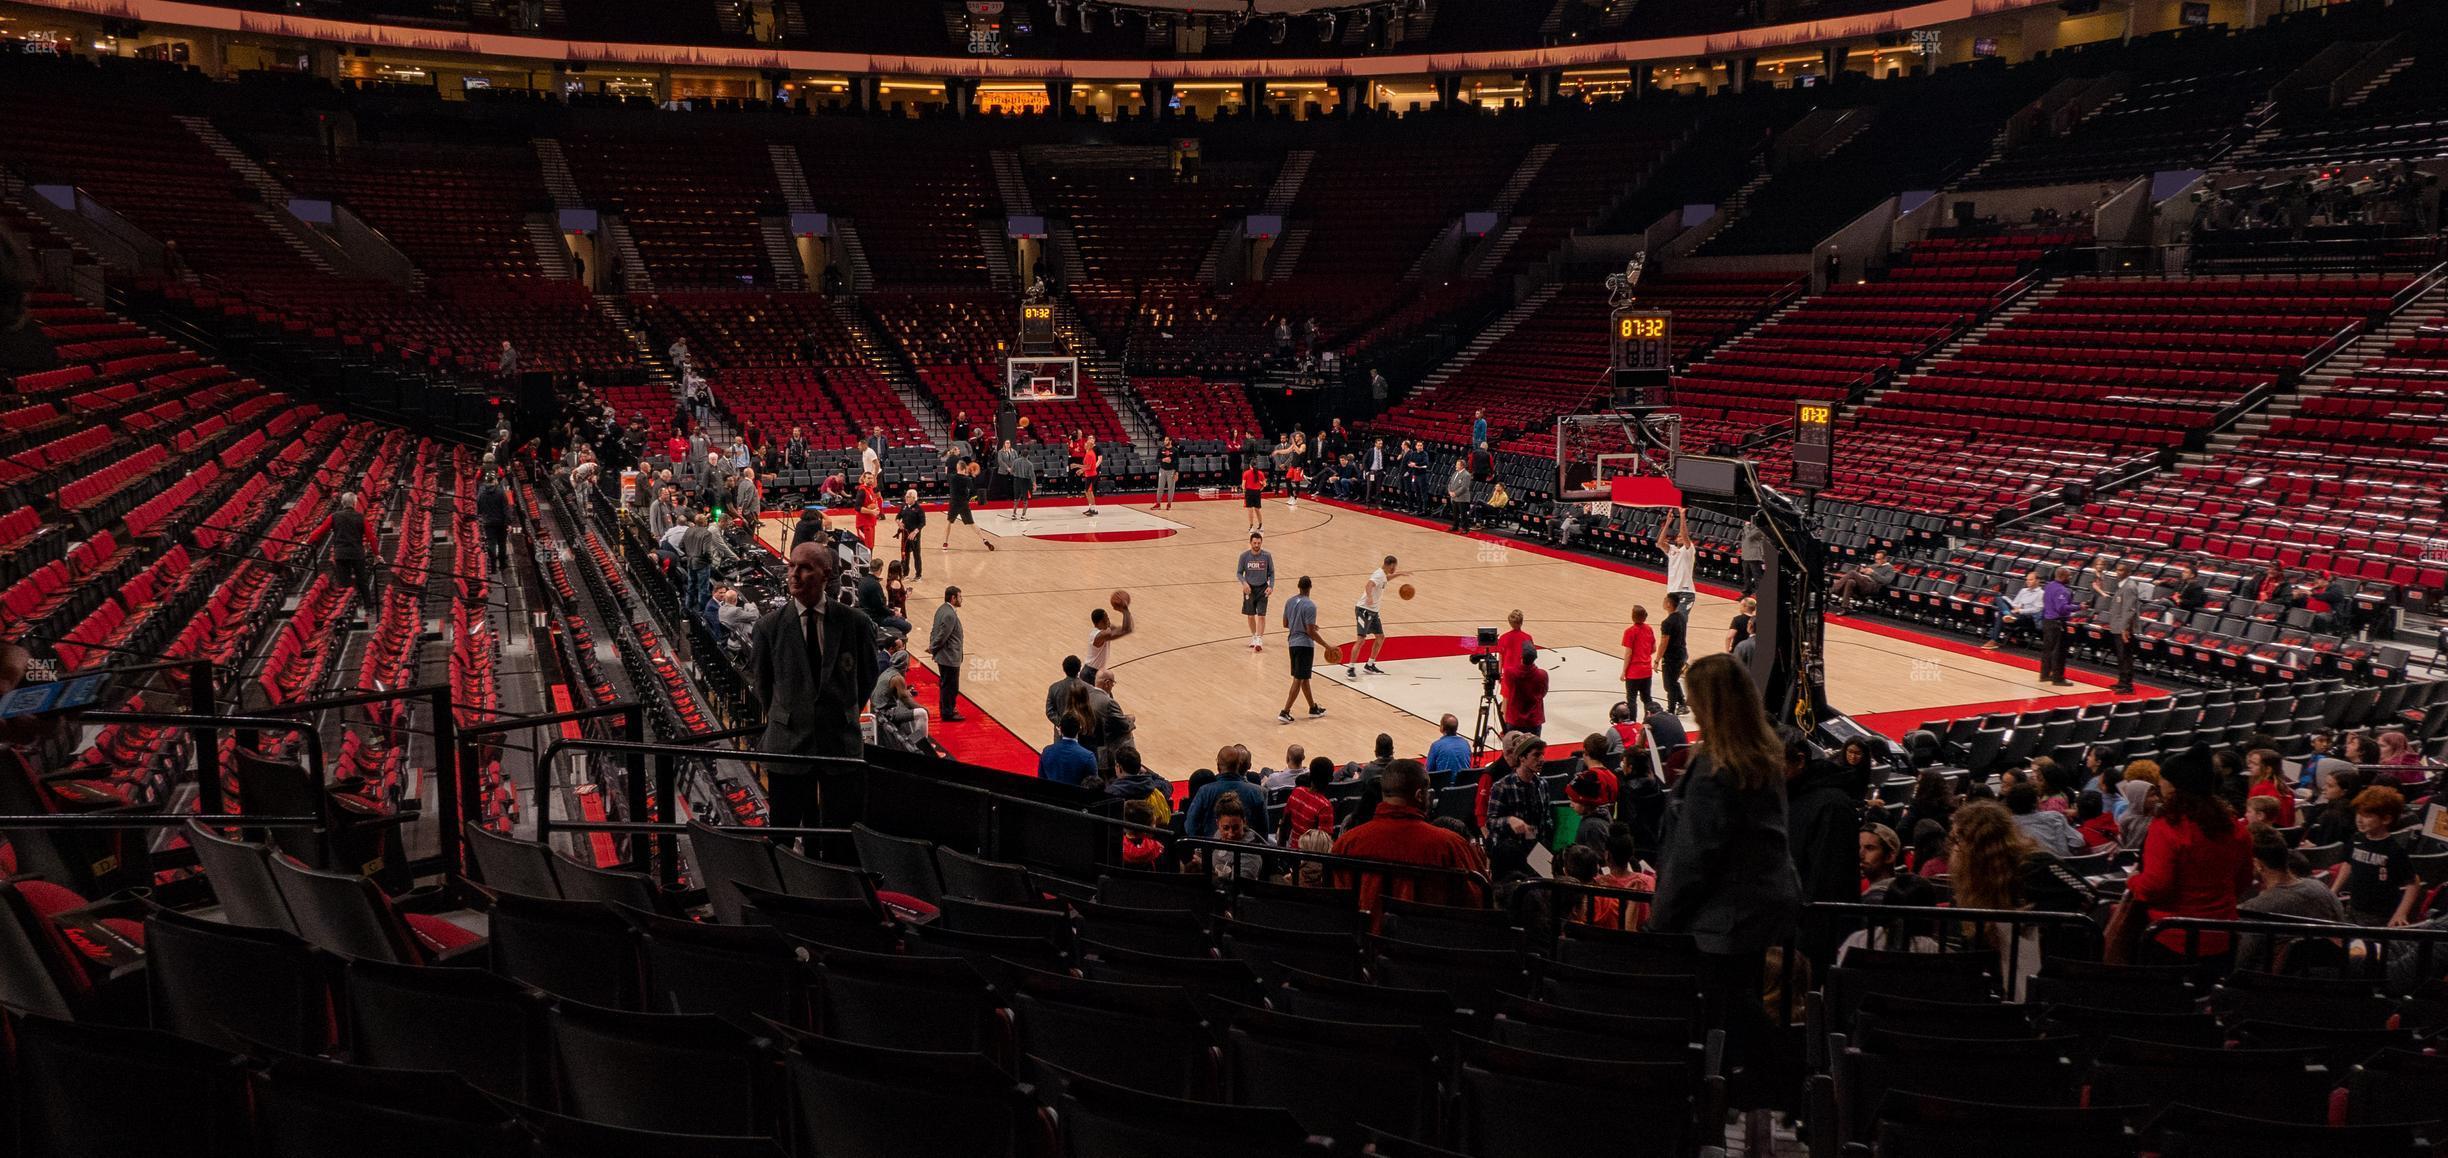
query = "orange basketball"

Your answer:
(1398, 583), (1416, 601)
(1018, 416), (1033, 429)
(1111, 589), (1131, 610)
